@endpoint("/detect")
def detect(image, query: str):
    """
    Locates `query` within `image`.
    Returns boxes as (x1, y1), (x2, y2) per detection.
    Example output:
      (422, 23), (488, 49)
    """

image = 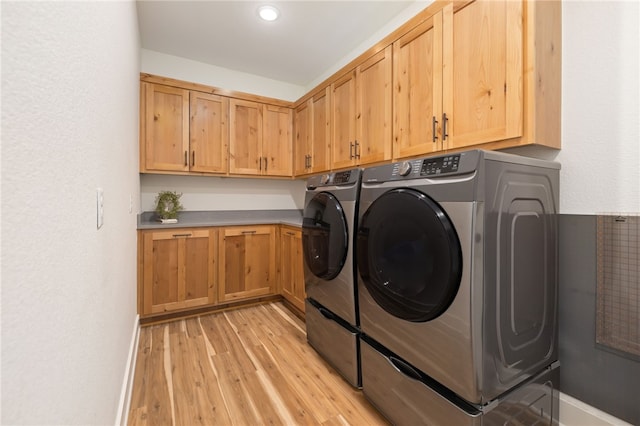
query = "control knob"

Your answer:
(398, 161), (412, 177)
(320, 174), (331, 185)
